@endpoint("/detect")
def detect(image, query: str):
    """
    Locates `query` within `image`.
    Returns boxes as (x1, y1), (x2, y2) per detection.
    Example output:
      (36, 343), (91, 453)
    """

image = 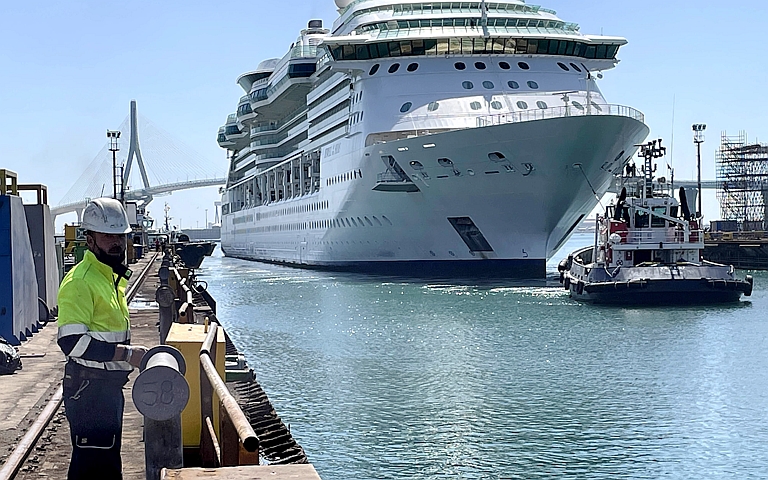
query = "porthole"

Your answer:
(454, 62), (466, 70)
(350, 217), (358, 227)
(557, 62), (569, 71)
(572, 101), (584, 111)
(482, 81), (494, 89)
(516, 101), (528, 109)
(488, 152), (506, 162)
(536, 101), (548, 109)
(388, 63), (400, 73)
(364, 216), (373, 226)
(369, 64), (380, 75)
(499, 61), (510, 70)
(437, 158), (454, 167)
(591, 102), (603, 112)
(372, 216), (382, 226)
(410, 160), (424, 169)
(462, 81), (474, 89)
(491, 101), (503, 110)
(428, 101), (439, 112)
(518, 62), (530, 70)
(569, 63), (582, 72)
(357, 217), (364, 227)
(400, 102), (412, 113)
(407, 63), (419, 72)
(527, 81), (539, 89)
(470, 101), (482, 110)
(507, 80), (519, 89)
(474, 62), (486, 70)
